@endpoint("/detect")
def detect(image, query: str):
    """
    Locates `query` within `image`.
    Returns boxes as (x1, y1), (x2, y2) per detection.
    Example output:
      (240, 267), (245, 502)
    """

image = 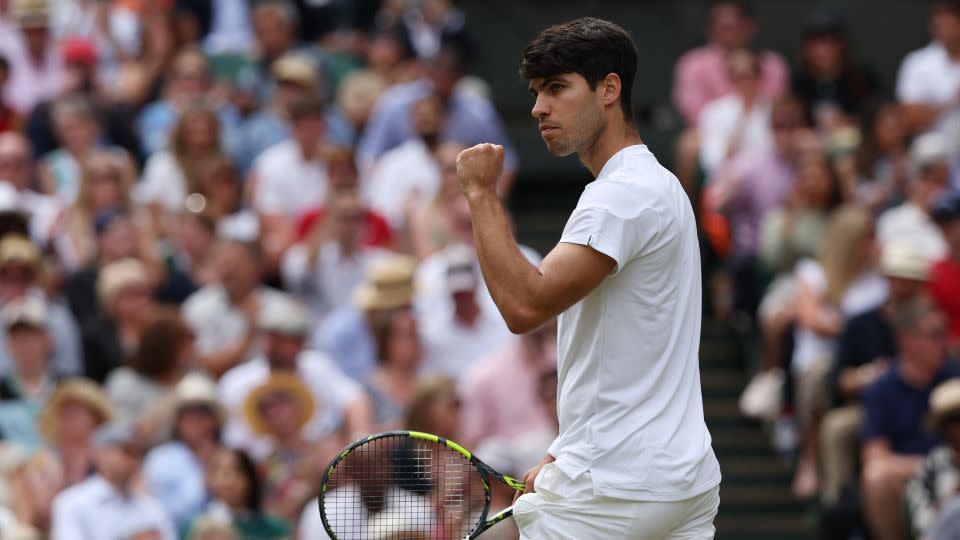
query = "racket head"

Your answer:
(319, 431), (493, 540)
